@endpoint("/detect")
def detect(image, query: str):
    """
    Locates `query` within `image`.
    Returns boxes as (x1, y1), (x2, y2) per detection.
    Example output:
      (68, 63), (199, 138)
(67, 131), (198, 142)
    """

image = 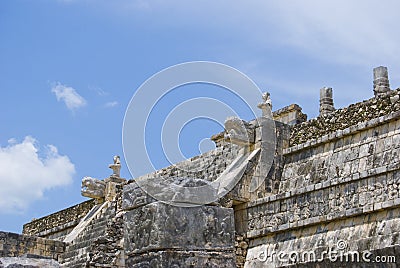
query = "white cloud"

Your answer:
(261, 1), (400, 66)
(0, 136), (75, 212)
(104, 101), (118, 108)
(51, 82), (87, 111)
